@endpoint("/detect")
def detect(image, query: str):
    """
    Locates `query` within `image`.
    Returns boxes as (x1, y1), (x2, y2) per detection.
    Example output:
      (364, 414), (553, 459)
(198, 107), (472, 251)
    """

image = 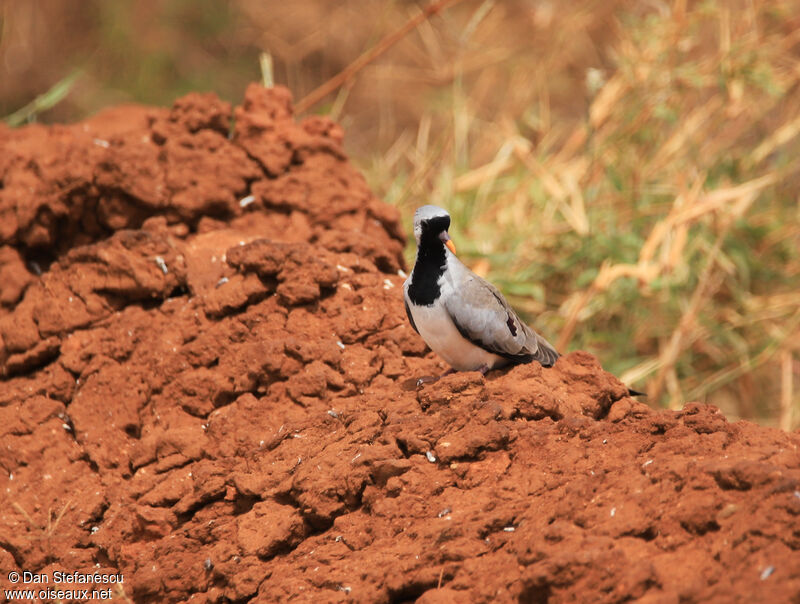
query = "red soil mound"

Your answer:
(1, 85), (798, 603)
